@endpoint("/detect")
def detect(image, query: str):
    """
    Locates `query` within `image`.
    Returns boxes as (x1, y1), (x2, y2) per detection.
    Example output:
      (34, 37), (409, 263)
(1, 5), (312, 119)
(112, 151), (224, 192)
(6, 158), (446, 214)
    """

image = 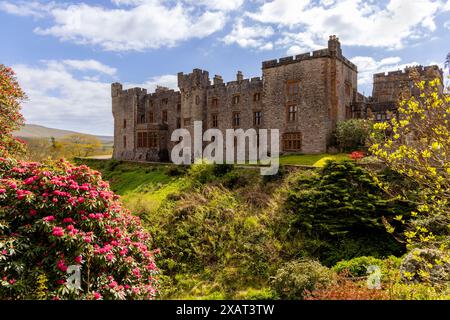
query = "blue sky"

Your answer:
(0, 0), (449, 136)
